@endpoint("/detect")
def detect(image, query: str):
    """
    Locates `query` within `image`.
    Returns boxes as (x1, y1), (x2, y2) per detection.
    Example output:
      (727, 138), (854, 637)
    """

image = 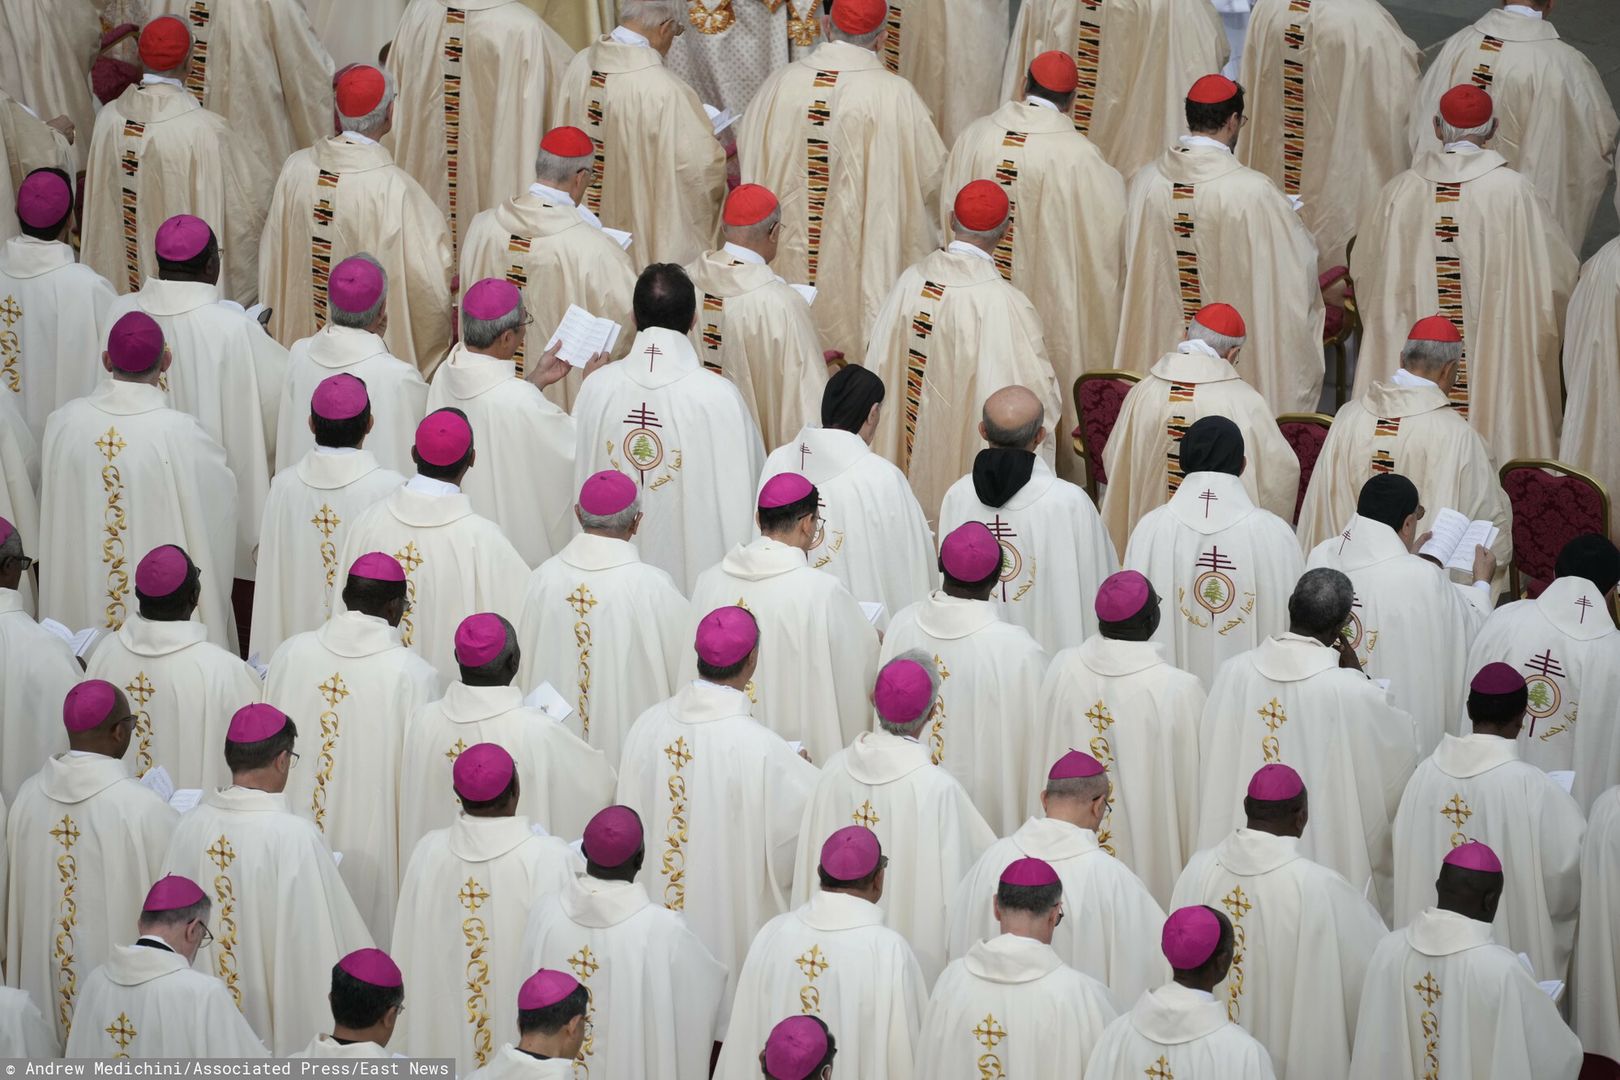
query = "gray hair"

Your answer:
(1288, 567), (1355, 636)
(1435, 116), (1494, 146)
(534, 147), (594, 188)
(827, 20), (886, 48)
(1400, 336), (1464, 372)
(578, 493), (642, 534)
(723, 206), (782, 243)
(982, 397), (1044, 449)
(1187, 316), (1245, 355)
(952, 217), (1011, 249)
(138, 897), (211, 930)
(619, 0), (680, 25)
(336, 67), (398, 137)
(1045, 772), (1110, 803)
(462, 302), (525, 350)
(877, 649), (941, 736)
(329, 253), (388, 329)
